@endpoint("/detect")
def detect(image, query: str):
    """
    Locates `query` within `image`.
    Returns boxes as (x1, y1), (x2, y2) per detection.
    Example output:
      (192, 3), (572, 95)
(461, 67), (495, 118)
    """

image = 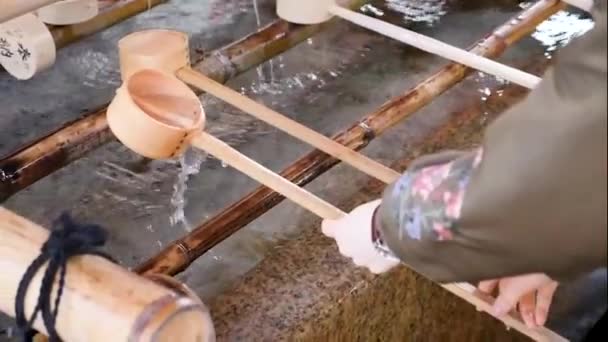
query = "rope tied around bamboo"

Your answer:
(15, 213), (115, 342)
(1, 207), (216, 342)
